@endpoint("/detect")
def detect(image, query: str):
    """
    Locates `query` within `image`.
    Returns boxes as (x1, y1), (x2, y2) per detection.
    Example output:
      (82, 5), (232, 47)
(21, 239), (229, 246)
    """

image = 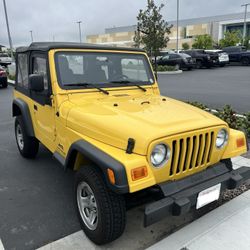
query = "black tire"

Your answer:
(241, 57), (250, 66)
(15, 116), (39, 158)
(196, 60), (202, 69)
(75, 165), (126, 245)
(221, 158), (233, 171)
(2, 80), (8, 88)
